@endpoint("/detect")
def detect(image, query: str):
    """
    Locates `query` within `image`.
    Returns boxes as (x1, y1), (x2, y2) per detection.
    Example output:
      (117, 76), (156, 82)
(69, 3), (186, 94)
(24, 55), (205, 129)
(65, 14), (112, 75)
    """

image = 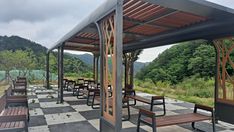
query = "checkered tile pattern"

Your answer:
(27, 86), (234, 132)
